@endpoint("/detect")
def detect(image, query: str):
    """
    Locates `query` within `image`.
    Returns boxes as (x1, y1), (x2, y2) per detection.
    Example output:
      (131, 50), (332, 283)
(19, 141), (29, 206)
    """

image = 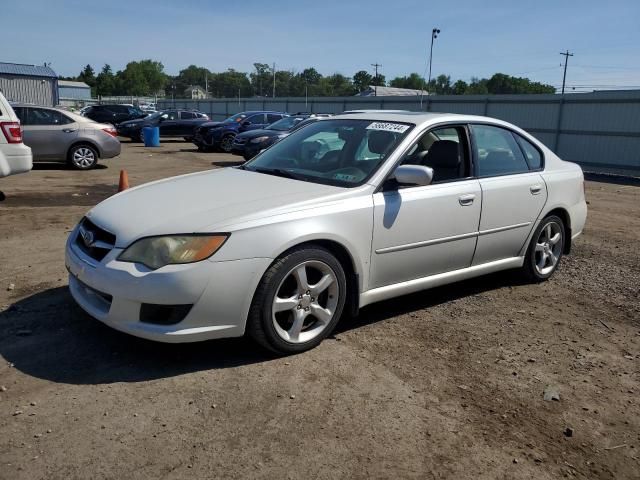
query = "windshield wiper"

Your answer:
(249, 167), (304, 181)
